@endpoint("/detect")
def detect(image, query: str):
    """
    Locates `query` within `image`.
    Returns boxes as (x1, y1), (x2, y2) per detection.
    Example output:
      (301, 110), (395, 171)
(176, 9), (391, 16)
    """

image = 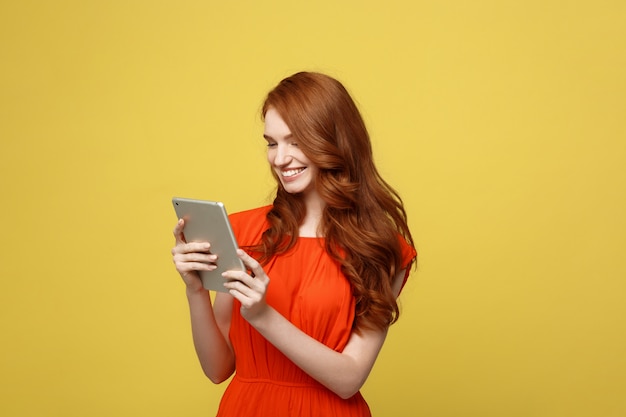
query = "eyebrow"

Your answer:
(263, 133), (293, 141)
